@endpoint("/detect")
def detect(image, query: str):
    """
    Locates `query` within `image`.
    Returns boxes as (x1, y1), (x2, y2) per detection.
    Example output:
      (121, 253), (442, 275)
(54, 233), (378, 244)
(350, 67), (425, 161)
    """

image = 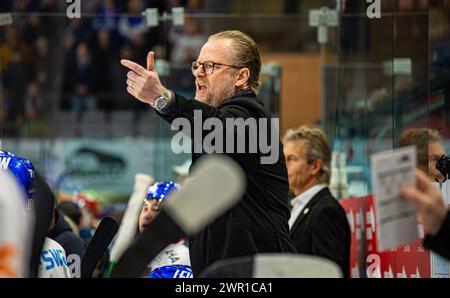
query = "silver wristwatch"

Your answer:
(154, 88), (171, 112)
